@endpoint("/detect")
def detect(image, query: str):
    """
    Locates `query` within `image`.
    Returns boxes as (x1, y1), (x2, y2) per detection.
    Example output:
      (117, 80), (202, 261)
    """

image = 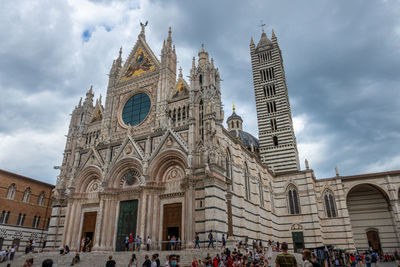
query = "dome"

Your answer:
(229, 129), (259, 148)
(227, 111), (242, 122)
